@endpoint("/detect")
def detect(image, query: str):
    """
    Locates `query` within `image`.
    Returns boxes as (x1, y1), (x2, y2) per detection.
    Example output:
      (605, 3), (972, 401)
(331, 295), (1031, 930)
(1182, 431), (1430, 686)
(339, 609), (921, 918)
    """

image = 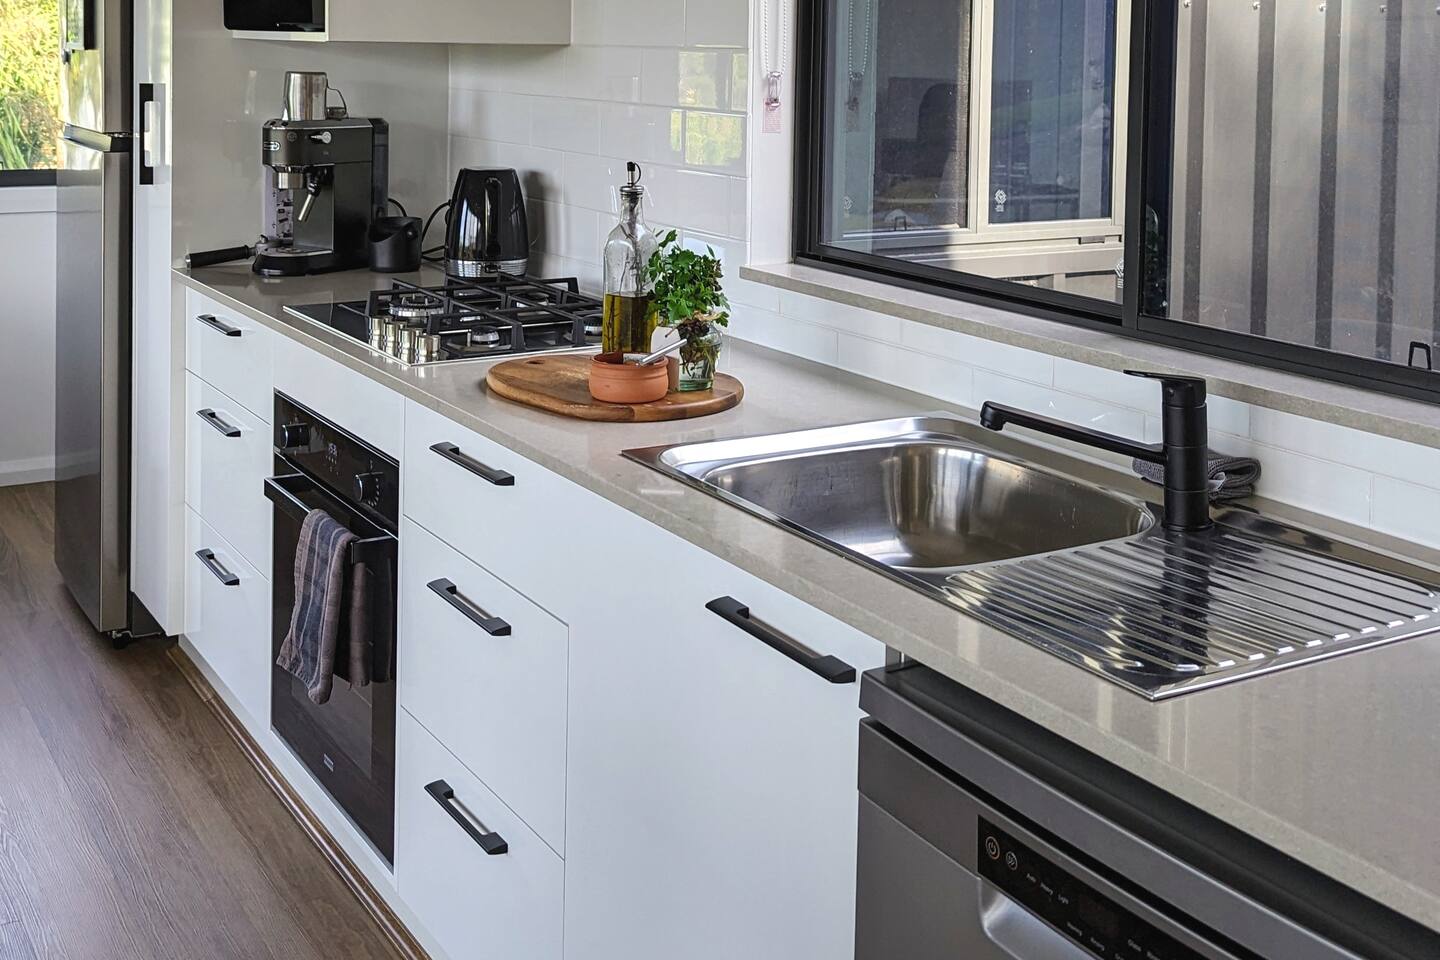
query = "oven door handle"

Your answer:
(264, 474), (396, 567)
(424, 780), (508, 855)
